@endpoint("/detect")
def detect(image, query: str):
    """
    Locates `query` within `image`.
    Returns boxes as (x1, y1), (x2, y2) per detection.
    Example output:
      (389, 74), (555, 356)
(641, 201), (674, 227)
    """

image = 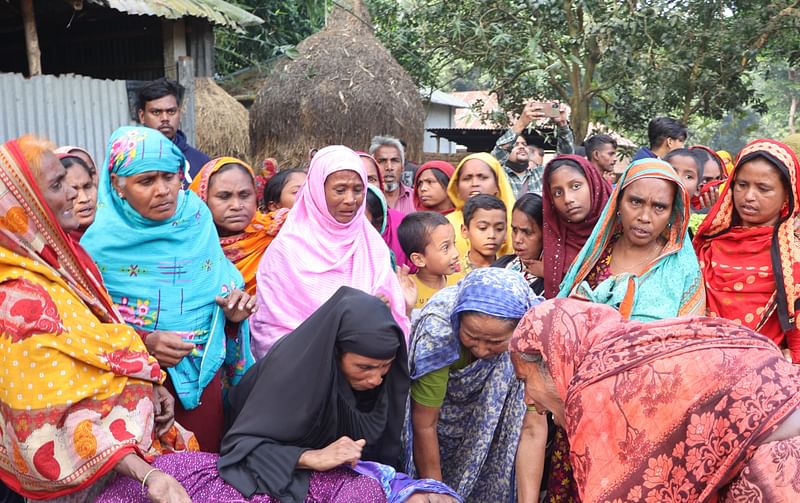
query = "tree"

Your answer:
(368, 0), (800, 142)
(214, 0), (328, 76)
